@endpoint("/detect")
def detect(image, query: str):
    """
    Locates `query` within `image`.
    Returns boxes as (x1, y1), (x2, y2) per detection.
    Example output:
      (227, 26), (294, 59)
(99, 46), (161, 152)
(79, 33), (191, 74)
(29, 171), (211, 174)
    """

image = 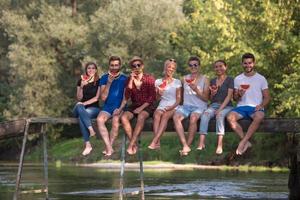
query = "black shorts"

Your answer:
(125, 106), (154, 118)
